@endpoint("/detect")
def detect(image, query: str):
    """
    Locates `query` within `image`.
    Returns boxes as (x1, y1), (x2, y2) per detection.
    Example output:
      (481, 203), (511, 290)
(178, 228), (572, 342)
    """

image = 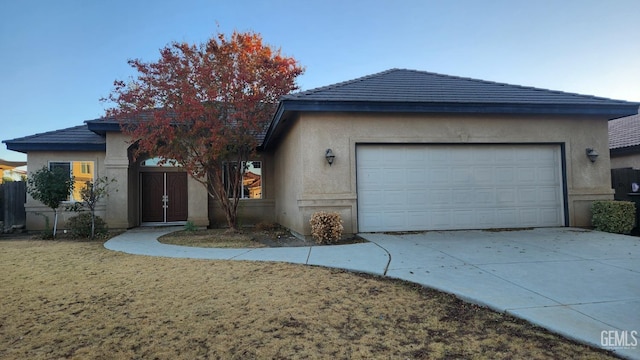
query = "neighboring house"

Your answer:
(609, 114), (640, 169)
(0, 159), (27, 183)
(4, 69), (639, 237)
